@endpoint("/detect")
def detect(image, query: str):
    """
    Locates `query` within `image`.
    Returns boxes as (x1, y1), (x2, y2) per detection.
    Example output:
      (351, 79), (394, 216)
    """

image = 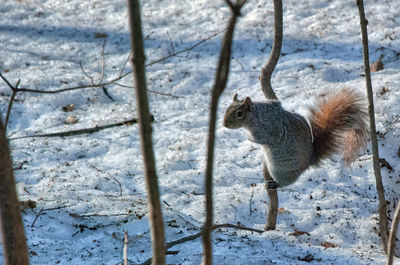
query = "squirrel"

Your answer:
(223, 88), (369, 188)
